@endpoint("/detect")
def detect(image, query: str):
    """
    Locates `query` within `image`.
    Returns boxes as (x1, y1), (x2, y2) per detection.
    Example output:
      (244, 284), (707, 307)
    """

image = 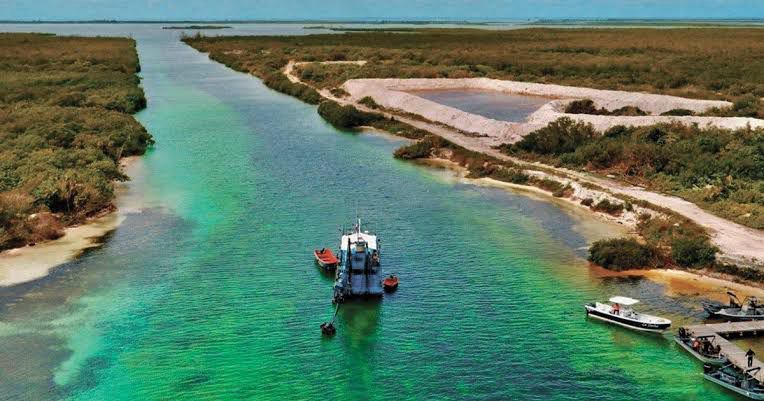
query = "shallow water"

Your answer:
(409, 89), (550, 122)
(0, 23), (743, 400)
